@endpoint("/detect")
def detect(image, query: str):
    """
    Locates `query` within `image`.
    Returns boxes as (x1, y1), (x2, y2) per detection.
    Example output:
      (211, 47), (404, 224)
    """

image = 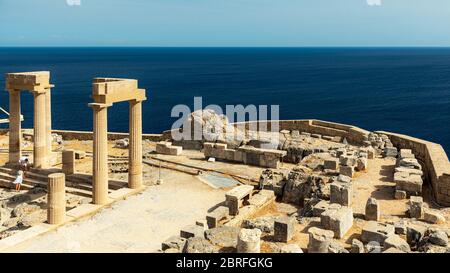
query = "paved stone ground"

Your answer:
(6, 170), (225, 253)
